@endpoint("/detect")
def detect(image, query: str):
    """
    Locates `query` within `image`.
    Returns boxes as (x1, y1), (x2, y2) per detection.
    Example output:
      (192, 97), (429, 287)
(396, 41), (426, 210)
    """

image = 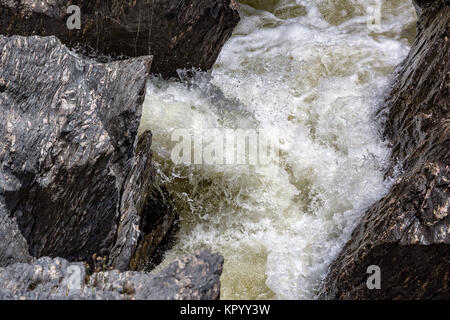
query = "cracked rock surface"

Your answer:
(0, 0), (240, 78)
(0, 35), (174, 271)
(0, 251), (224, 300)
